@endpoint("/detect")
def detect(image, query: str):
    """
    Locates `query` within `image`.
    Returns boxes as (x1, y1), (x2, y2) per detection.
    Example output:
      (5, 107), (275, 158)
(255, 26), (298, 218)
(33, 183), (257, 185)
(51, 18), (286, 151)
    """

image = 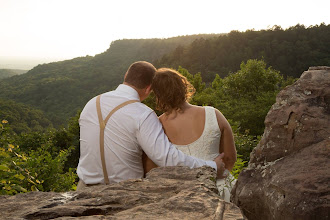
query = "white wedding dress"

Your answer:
(173, 106), (236, 202)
